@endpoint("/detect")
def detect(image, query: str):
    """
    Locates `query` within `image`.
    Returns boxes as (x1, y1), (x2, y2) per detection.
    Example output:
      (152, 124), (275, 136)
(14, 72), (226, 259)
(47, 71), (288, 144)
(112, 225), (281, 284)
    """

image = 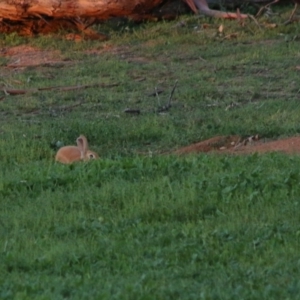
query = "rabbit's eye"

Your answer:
(89, 154), (95, 159)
